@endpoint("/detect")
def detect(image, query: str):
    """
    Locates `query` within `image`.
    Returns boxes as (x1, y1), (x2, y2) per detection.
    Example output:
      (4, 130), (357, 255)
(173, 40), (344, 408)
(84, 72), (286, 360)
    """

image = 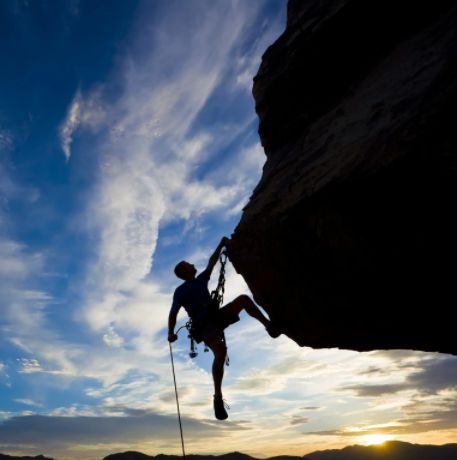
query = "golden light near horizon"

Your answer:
(358, 434), (394, 445)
